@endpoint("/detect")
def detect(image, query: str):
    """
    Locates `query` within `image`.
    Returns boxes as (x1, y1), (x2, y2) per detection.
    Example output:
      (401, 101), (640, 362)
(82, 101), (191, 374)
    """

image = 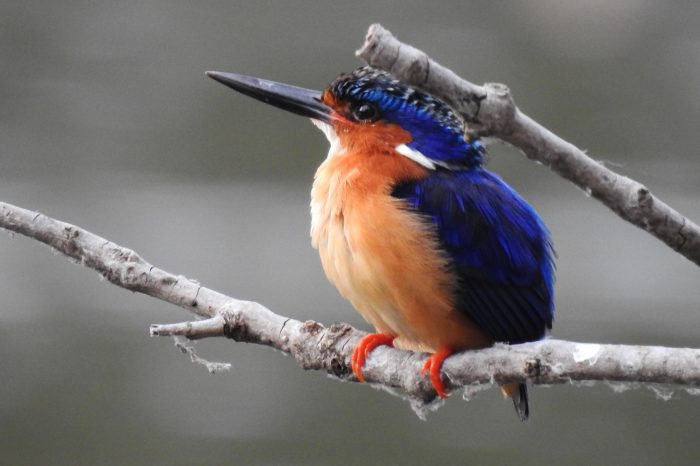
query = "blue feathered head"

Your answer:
(326, 67), (484, 169)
